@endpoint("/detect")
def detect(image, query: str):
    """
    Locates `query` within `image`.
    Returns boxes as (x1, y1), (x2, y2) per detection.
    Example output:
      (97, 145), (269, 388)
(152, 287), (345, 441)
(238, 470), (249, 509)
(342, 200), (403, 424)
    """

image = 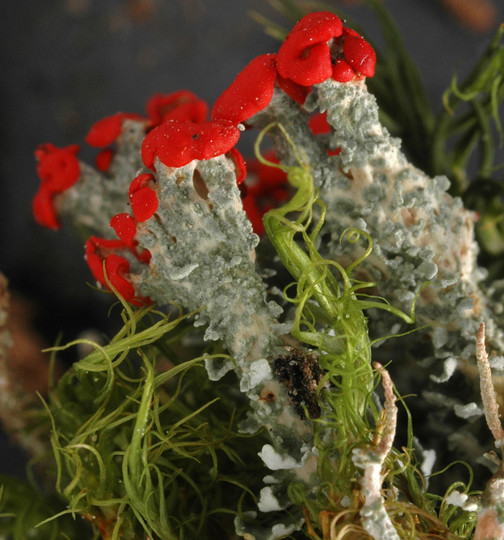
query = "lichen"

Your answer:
(8, 4), (504, 539)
